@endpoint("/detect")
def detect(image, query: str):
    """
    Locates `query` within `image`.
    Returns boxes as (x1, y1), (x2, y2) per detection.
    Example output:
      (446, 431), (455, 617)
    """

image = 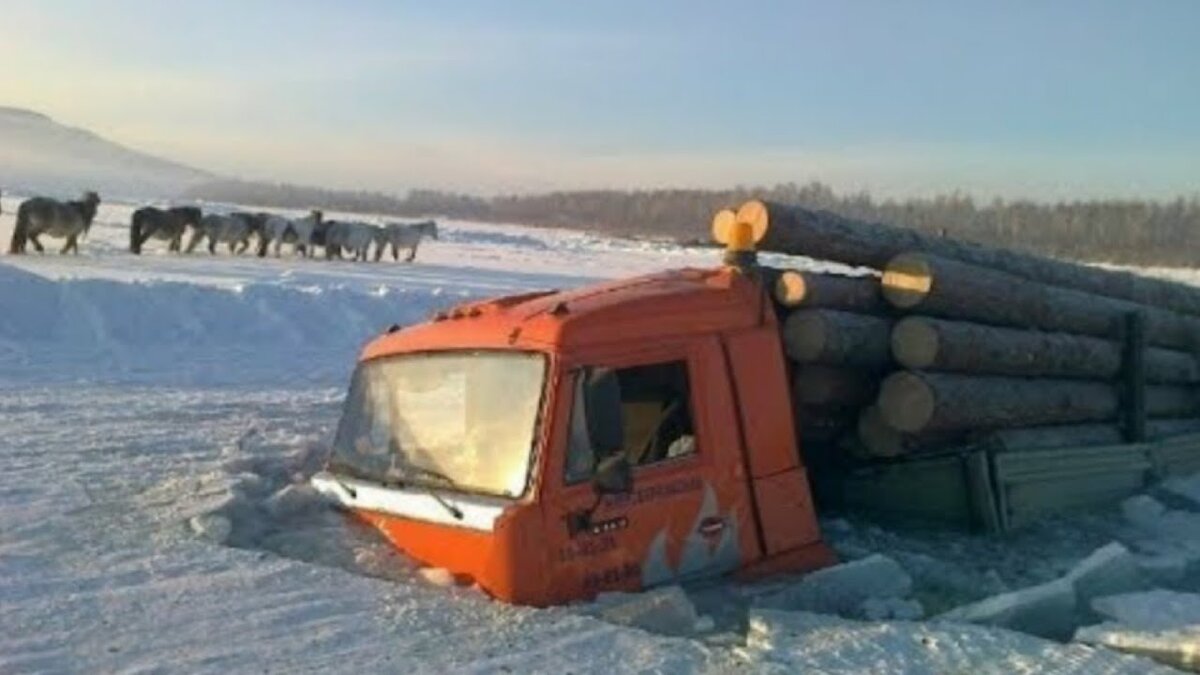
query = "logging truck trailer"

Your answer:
(311, 205), (1200, 605)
